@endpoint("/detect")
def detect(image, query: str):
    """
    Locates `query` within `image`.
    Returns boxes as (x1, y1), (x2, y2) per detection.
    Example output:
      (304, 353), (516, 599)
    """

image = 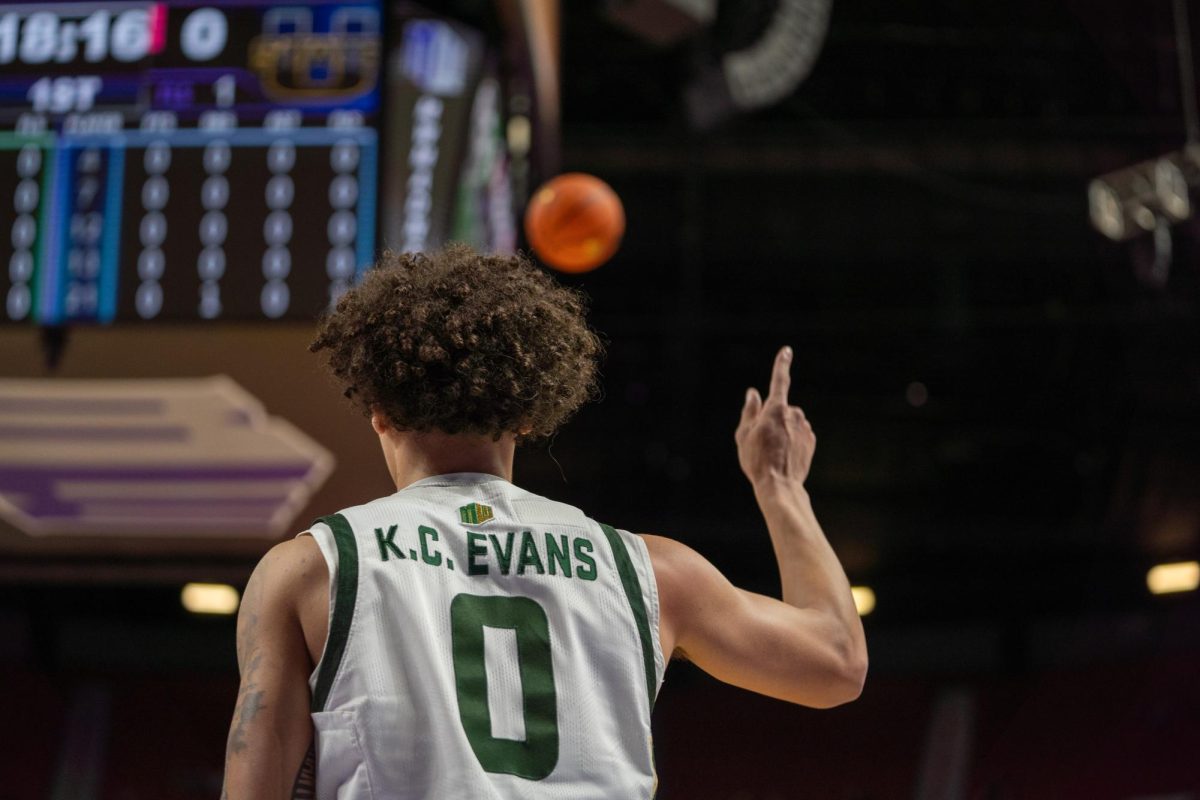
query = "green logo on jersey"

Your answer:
(459, 502), (494, 525)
